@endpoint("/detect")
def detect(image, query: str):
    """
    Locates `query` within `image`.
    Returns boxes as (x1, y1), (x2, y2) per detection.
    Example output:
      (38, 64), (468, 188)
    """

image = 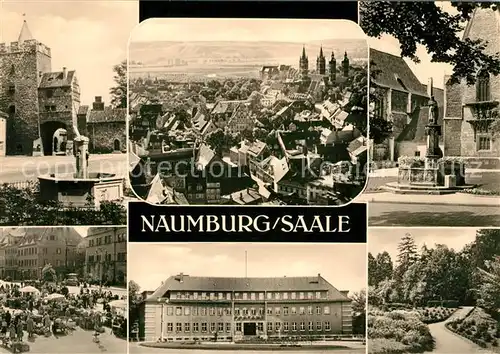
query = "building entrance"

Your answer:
(243, 322), (256, 336)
